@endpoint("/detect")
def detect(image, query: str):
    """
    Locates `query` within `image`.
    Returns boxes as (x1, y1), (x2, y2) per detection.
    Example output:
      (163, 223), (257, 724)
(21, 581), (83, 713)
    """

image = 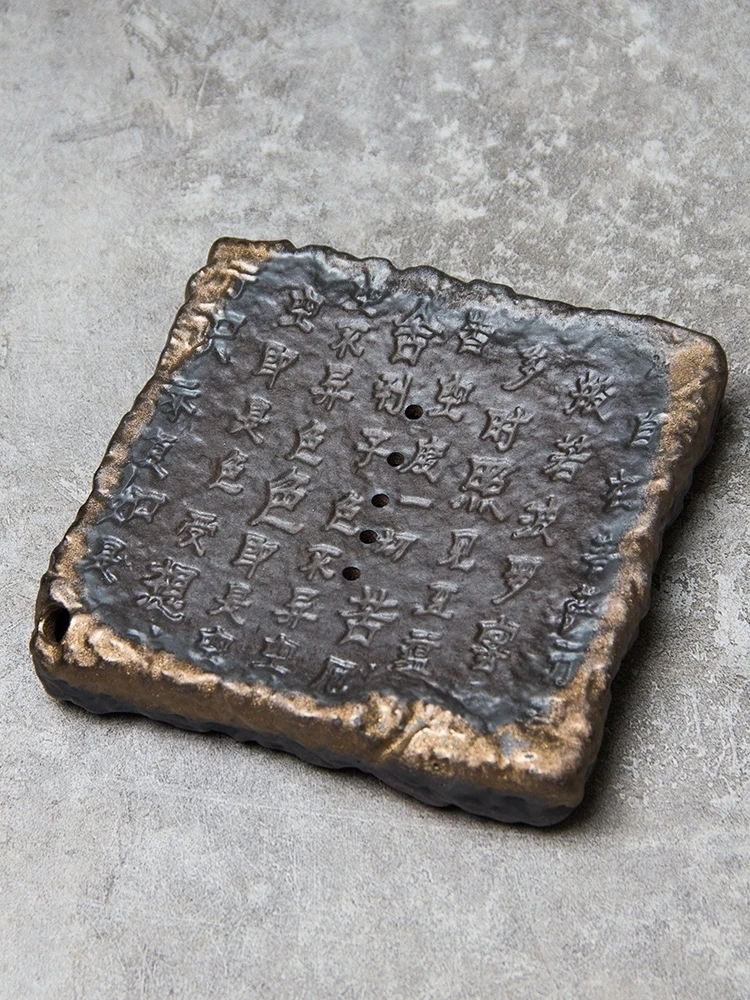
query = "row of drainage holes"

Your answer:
(342, 492), (394, 579)
(341, 414), (422, 577)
